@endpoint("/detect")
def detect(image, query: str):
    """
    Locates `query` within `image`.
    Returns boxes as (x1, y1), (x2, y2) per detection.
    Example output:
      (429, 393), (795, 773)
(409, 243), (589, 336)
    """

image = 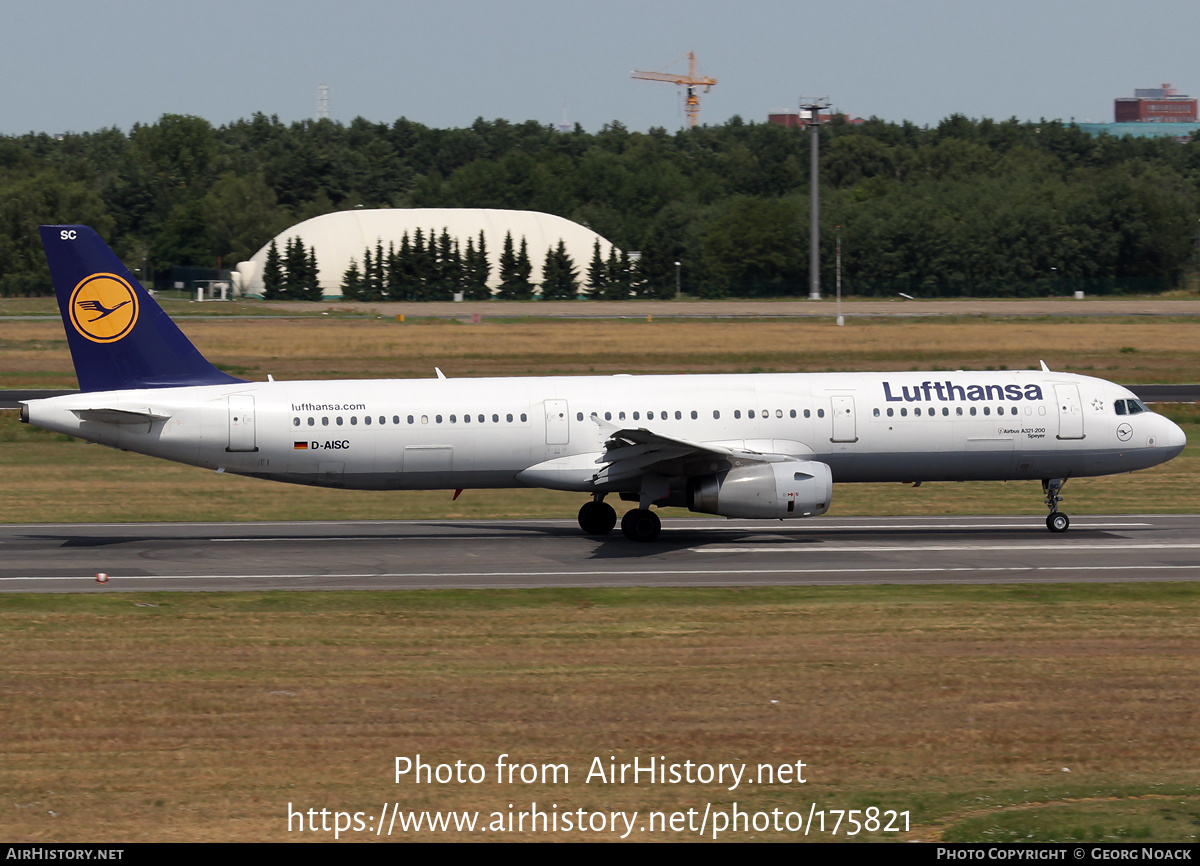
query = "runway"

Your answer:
(1, 514), (1198, 592)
